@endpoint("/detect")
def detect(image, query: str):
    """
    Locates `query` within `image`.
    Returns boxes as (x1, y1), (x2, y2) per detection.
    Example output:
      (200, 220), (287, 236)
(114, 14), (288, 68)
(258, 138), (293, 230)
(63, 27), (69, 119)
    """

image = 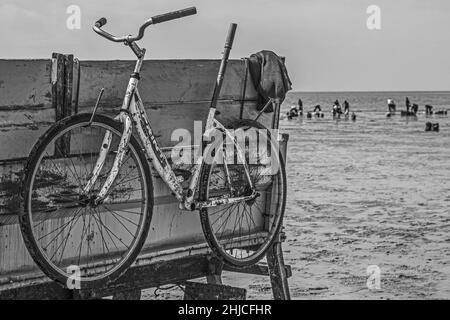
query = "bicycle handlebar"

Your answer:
(152, 7), (197, 25)
(95, 17), (107, 28)
(93, 6), (197, 43)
